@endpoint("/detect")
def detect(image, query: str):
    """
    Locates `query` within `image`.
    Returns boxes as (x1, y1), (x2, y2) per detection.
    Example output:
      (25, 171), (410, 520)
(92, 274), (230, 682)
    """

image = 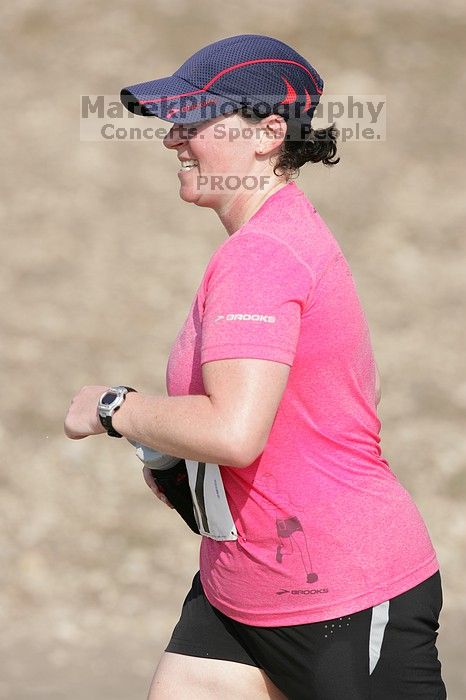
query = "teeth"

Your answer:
(180, 160), (199, 170)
